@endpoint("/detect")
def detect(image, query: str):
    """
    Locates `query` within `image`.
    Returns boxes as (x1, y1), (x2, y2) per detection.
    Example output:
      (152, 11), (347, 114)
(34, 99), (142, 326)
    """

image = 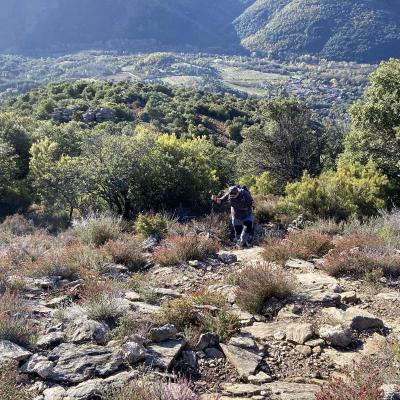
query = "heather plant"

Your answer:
(322, 234), (400, 278)
(236, 262), (295, 314)
(315, 357), (384, 400)
(154, 235), (219, 266)
(262, 231), (333, 264)
(102, 237), (147, 271)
